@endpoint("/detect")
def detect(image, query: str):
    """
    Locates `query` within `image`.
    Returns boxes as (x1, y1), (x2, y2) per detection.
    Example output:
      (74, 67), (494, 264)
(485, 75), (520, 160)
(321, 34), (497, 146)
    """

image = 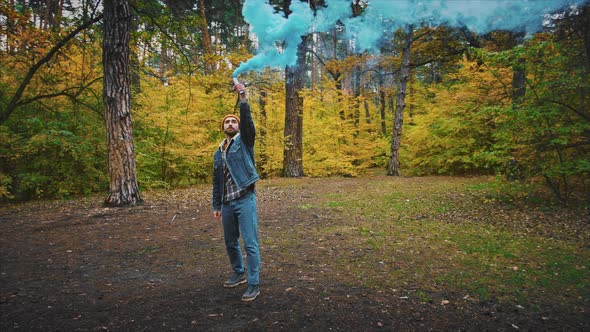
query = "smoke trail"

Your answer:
(233, 0), (586, 77)
(358, 0), (580, 36)
(232, 0), (314, 77)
